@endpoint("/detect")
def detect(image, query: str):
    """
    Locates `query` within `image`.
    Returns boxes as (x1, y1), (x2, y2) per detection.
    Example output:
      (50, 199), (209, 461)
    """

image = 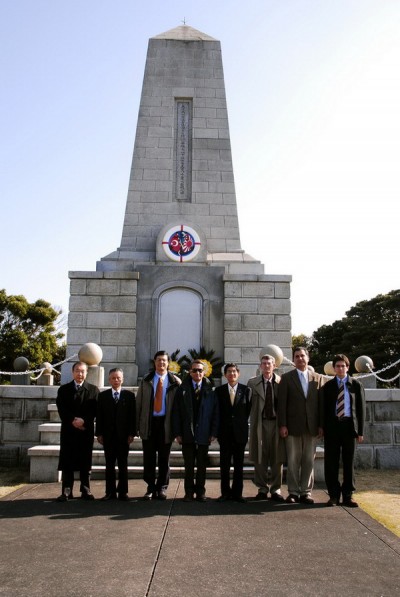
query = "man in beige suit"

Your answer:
(248, 354), (286, 502)
(278, 347), (323, 504)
